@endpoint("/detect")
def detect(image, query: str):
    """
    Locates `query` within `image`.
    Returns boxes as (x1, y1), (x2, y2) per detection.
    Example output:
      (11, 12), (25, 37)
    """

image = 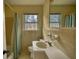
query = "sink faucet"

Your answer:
(47, 41), (52, 47)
